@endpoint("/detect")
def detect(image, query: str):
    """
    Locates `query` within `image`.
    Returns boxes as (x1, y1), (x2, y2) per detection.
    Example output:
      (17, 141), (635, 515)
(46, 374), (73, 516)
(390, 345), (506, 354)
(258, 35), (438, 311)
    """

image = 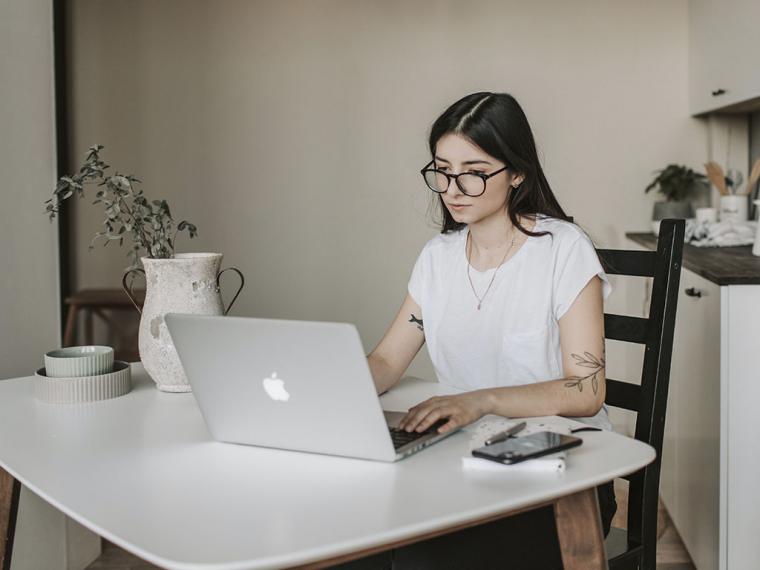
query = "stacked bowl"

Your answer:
(35, 346), (132, 404)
